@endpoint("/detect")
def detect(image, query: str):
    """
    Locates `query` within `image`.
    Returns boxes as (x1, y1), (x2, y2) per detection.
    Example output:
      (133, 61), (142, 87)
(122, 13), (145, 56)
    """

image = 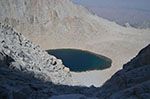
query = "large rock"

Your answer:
(0, 23), (73, 85)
